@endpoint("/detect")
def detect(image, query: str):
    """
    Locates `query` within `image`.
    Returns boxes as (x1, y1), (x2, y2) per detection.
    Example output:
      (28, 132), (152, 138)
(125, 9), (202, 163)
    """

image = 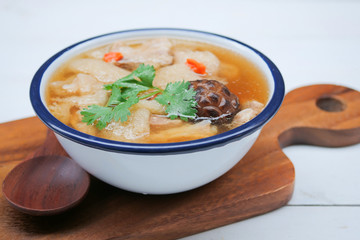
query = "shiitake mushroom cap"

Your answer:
(189, 79), (240, 124)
